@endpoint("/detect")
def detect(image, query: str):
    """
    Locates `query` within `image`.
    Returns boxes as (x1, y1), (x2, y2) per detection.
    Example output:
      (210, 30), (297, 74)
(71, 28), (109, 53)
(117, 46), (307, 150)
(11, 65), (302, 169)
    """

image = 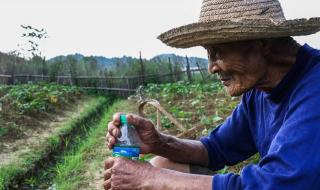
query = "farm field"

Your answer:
(46, 81), (259, 190)
(1, 1), (318, 189)
(133, 82), (259, 174)
(0, 83), (83, 141)
(0, 83), (111, 190)
(1, 81), (259, 190)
